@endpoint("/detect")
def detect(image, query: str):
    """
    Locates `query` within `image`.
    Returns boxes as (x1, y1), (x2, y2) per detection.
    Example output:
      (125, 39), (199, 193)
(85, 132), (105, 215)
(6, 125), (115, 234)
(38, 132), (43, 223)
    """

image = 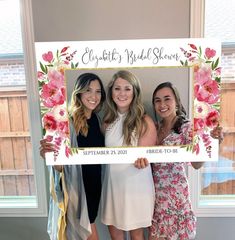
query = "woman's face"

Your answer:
(153, 87), (177, 120)
(80, 80), (102, 115)
(112, 77), (134, 113)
